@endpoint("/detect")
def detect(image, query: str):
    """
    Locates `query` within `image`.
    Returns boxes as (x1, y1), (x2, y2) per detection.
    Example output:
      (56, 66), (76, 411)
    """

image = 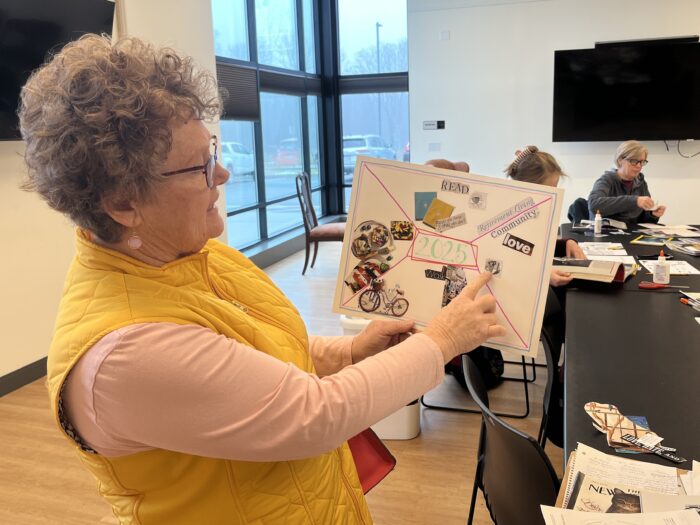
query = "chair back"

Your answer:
(463, 354), (560, 525)
(295, 172), (318, 232)
(567, 197), (590, 224)
(538, 328), (559, 447)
